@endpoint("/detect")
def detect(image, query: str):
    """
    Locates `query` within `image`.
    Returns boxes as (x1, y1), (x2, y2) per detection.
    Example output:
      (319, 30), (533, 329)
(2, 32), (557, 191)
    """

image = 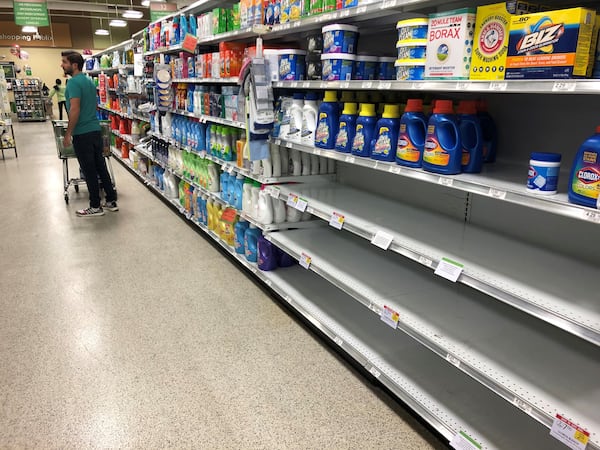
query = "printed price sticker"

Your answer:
(456, 82), (470, 90)
(287, 194), (299, 208)
(369, 366), (381, 378)
(357, 5), (367, 13)
(388, 165), (401, 174)
(361, 81), (373, 89)
(380, 305), (399, 329)
(285, 141), (293, 148)
(379, 82), (392, 90)
(450, 431), (482, 450)
(371, 230), (394, 250)
(418, 255), (433, 267)
(553, 81), (576, 92)
(446, 354), (461, 367)
(381, 0), (397, 8)
(199, 150), (206, 158)
(291, 81), (298, 88)
(488, 188), (507, 199)
(313, 149), (322, 156)
(329, 212), (345, 230)
(319, 82), (328, 89)
(339, 9), (350, 17)
(334, 336), (344, 346)
(513, 397), (532, 414)
(264, 279), (272, 287)
(295, 197), (308, 212)
(302, 82), (310, 89)
(411, 82), (424, 90)
(345, 155), (355, 164)
(584, 210), (600, 223)
(489, 81), (508, 91)
(434, 257), (464, 282)
(438, 177), (454, 187)
(550, 415), (589, 450)
(293, 20), (301, 28)
(266, 185), (281, 198)
(299, 252), (312, 269)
